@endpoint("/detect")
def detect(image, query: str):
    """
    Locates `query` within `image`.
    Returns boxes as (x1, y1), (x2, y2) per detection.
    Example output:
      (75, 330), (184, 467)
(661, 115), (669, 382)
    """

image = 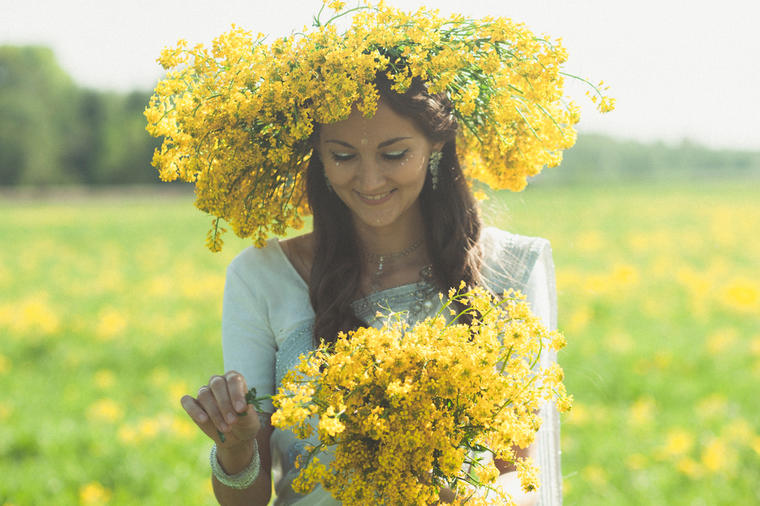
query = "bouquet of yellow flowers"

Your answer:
(145, 1), (613, 251)
(266, 285), (572, 505)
